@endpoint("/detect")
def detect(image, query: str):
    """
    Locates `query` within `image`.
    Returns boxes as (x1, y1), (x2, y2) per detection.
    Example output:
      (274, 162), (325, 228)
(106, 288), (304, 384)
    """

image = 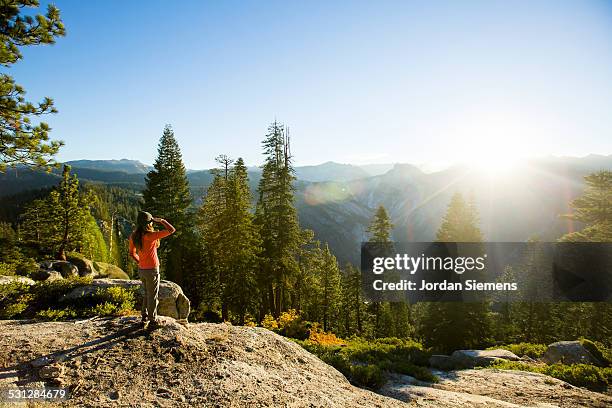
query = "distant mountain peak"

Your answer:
(65, 159), (152, 174)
